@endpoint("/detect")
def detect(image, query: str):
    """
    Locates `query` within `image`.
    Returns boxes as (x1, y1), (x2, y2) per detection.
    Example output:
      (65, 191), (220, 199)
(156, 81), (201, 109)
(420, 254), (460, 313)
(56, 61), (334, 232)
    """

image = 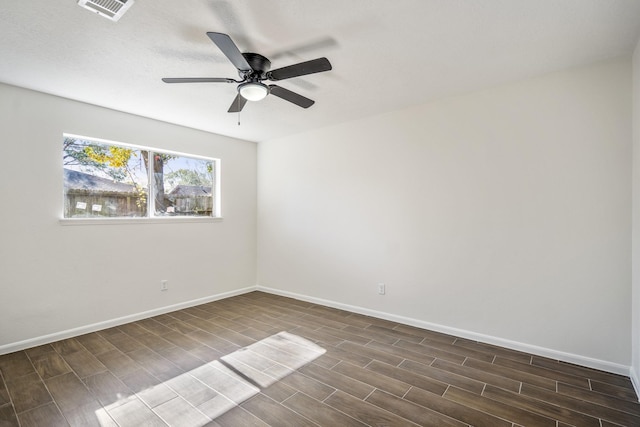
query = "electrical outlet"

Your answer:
(378, 283), (386, 295)
(161, 280), (168, 291)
